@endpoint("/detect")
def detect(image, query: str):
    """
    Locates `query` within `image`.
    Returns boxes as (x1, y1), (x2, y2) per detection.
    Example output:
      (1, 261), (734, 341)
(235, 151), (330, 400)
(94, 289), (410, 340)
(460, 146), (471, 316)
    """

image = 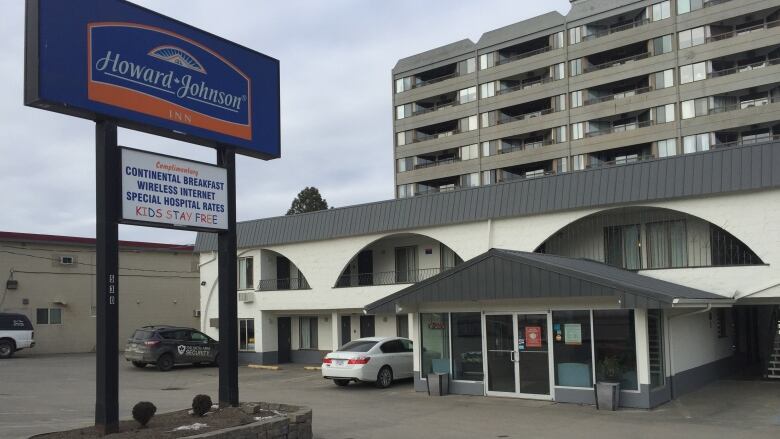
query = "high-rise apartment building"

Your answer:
(392, 0), (780, 197)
